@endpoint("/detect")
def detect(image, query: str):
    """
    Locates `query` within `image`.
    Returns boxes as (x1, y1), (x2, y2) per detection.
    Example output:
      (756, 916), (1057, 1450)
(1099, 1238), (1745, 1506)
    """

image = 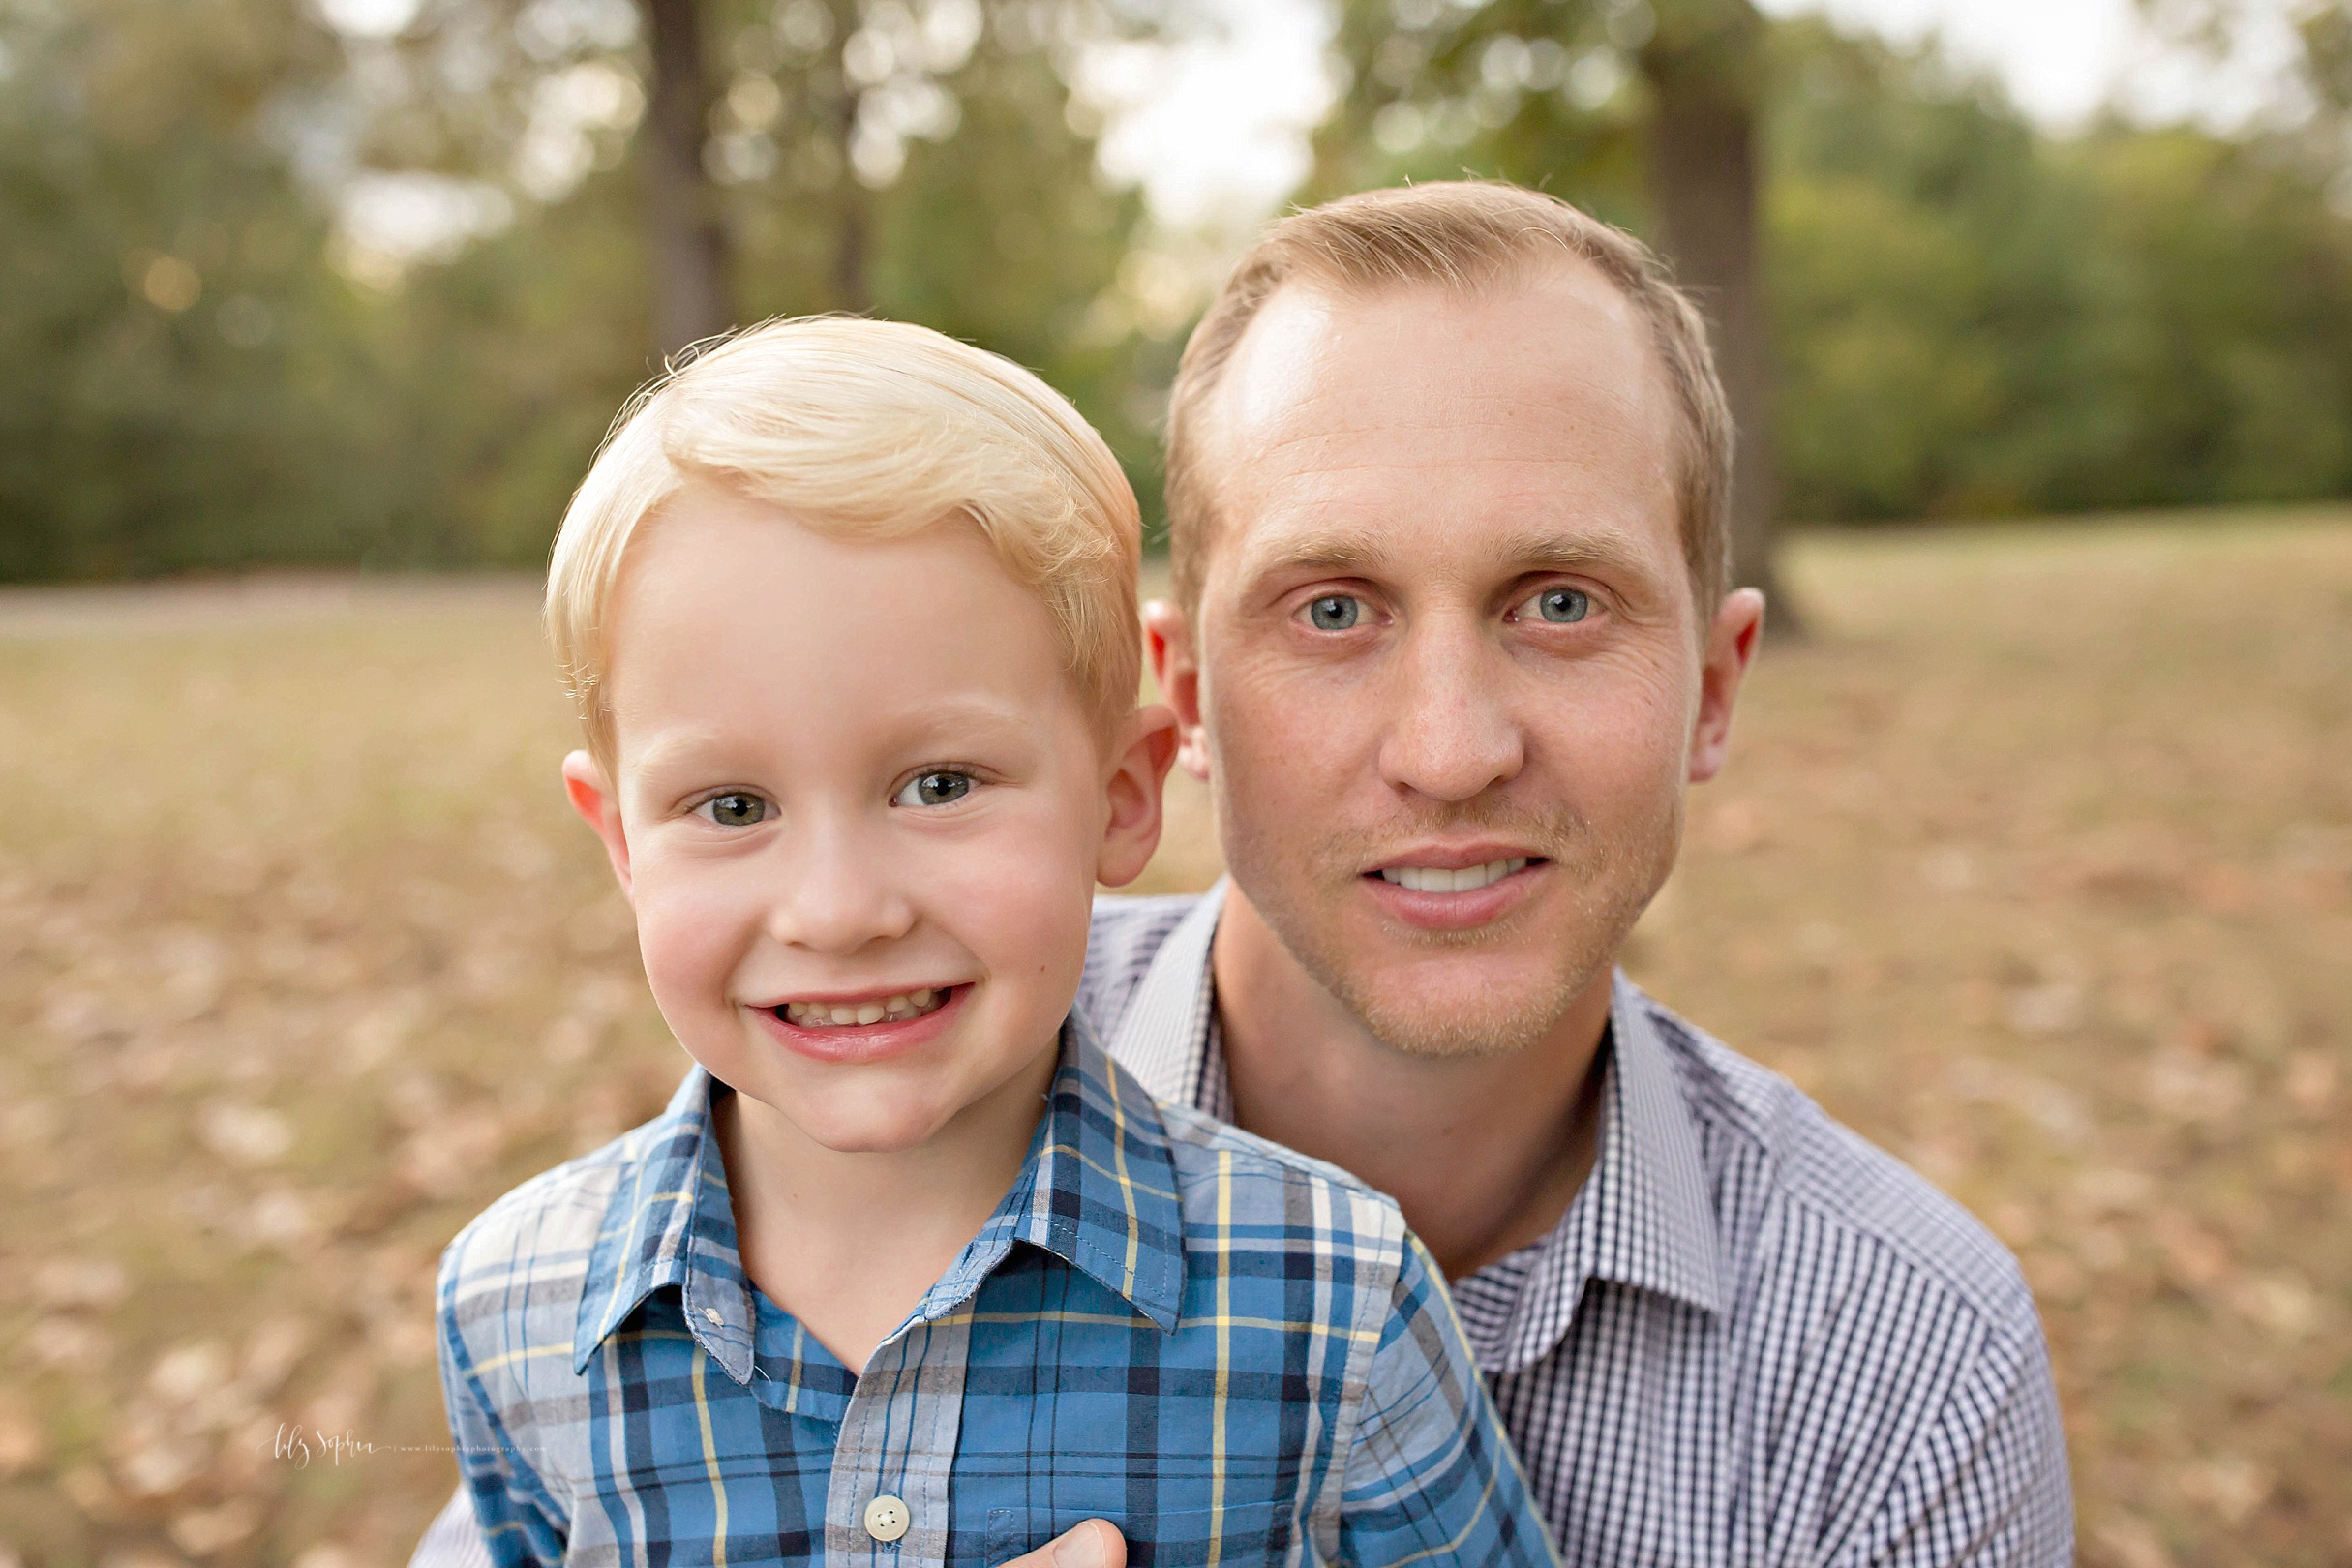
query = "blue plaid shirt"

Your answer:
(436, 1012), (1557, 1568)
